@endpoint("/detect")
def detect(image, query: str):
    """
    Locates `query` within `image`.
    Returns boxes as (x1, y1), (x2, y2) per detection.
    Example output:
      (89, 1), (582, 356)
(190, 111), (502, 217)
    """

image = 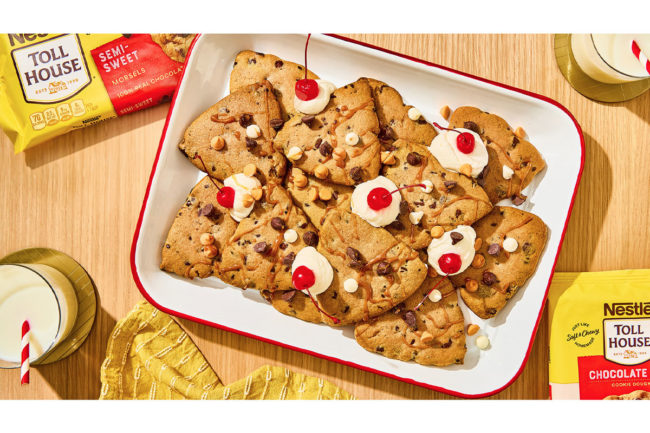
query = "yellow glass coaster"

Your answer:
(554, 34), (650, 103)
(0, 248), (97, 365)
